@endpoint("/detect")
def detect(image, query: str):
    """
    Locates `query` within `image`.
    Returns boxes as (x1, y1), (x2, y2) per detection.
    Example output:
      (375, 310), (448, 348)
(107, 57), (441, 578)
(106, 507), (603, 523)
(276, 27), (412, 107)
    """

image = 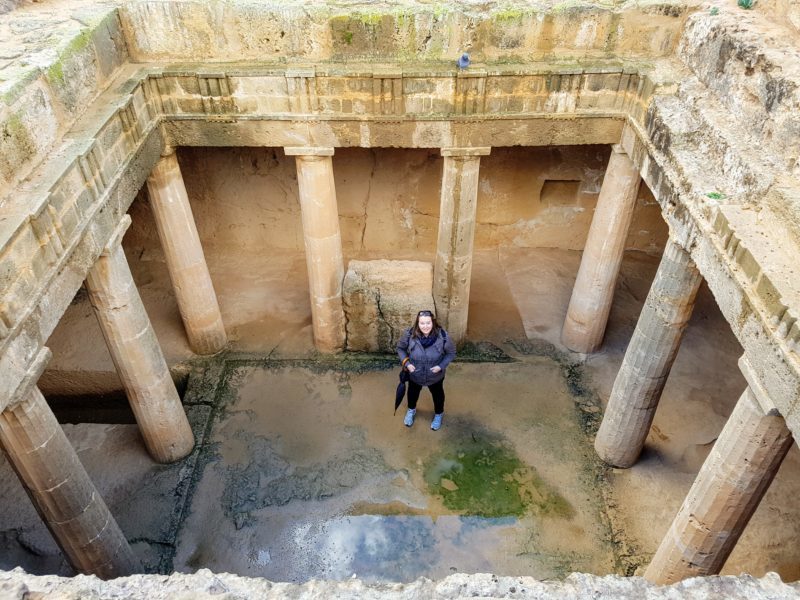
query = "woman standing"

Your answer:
(396, 310), (457, 430)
